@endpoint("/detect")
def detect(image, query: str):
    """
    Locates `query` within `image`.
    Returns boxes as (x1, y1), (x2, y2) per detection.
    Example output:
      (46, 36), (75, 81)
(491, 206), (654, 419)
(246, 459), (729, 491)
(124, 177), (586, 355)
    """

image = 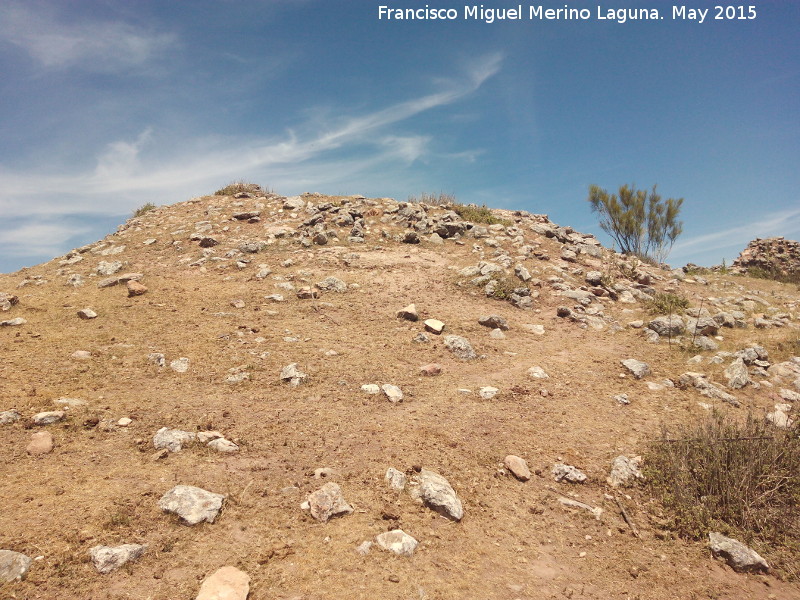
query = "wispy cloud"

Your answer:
(0, 221), (91, 257)
(0, 3), (175, 72)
